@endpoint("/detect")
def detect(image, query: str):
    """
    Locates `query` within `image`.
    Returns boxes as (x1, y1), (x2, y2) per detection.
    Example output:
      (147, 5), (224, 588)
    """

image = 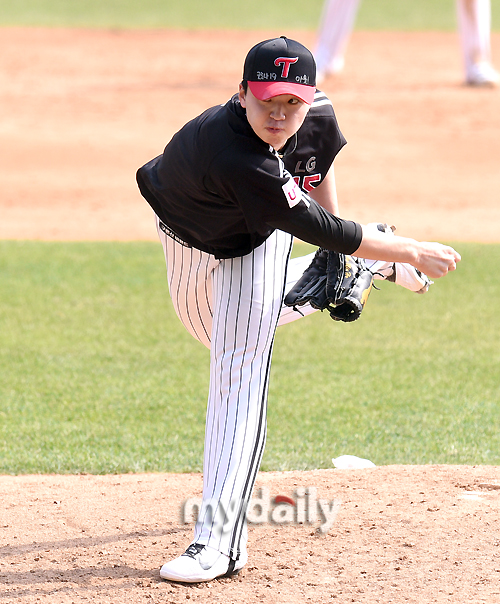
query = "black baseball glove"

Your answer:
(284, 249), (374, 322)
